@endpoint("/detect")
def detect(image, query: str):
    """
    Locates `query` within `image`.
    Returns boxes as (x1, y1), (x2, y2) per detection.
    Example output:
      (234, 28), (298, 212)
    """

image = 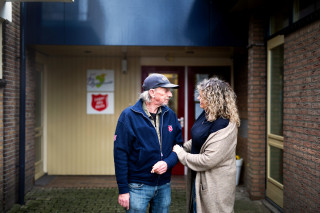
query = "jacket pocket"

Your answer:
(200, 183), (208, 192)
(199, 172), (208, 192)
